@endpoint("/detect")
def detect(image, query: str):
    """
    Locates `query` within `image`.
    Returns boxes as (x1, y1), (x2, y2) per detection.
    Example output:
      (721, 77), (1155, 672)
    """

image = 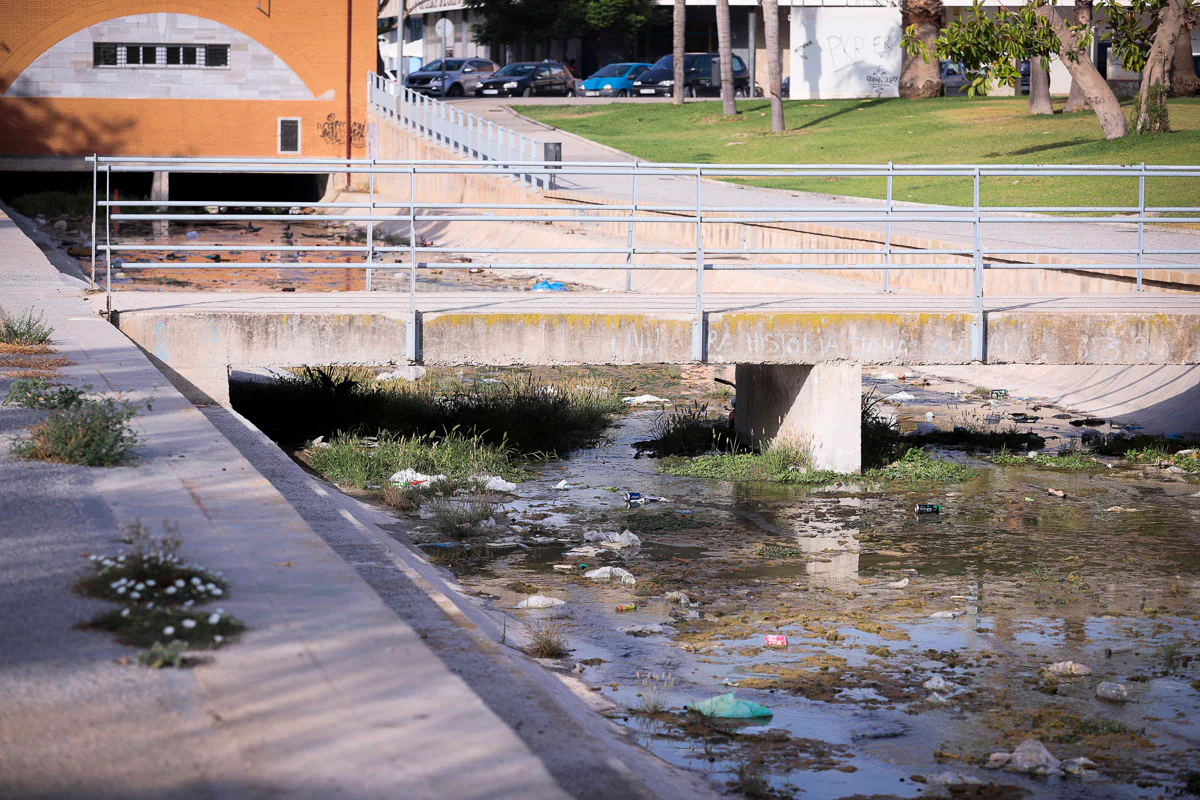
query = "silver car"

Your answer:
(405, 58), (496, 98)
